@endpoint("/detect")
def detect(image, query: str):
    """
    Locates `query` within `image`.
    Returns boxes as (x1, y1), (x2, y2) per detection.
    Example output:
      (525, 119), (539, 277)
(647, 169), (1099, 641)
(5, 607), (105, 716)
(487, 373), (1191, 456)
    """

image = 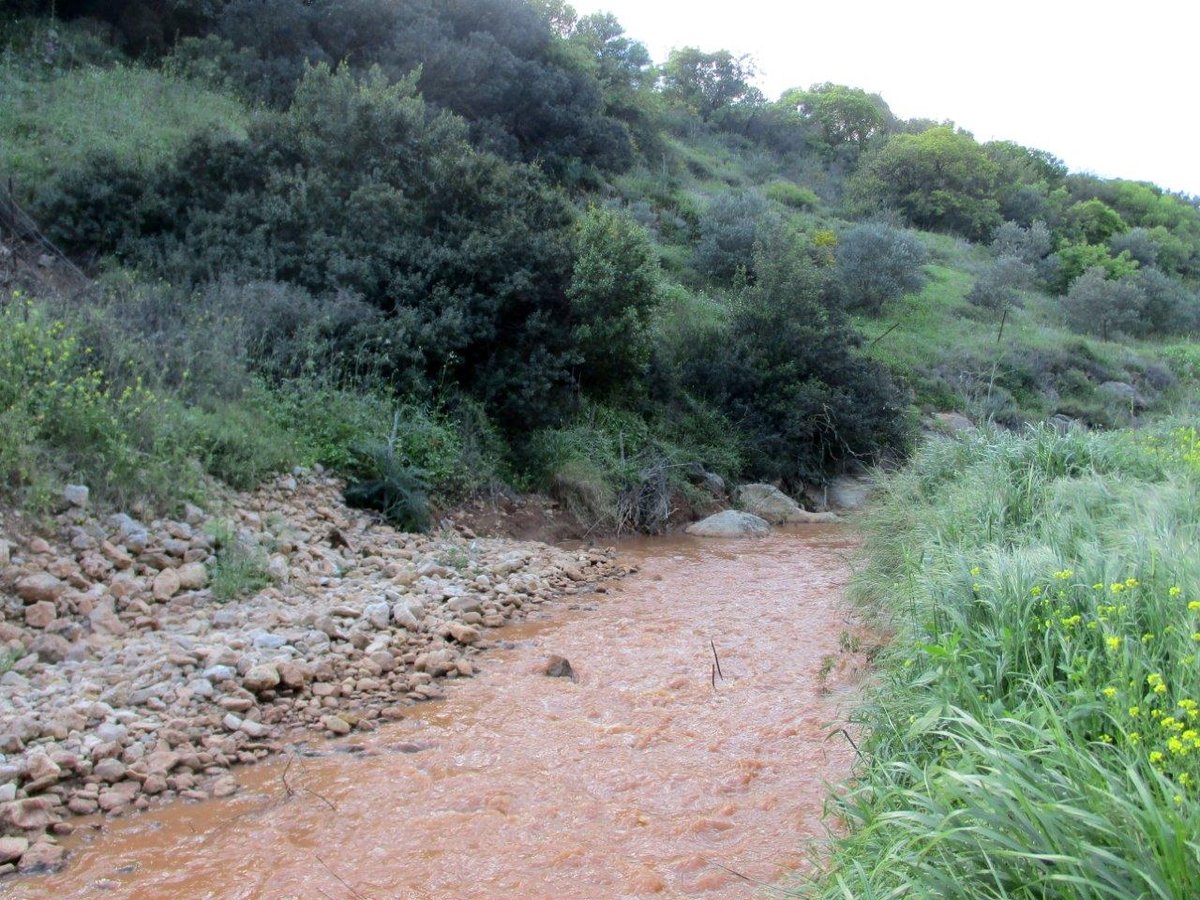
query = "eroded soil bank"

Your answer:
(27, 526), (869, 898)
